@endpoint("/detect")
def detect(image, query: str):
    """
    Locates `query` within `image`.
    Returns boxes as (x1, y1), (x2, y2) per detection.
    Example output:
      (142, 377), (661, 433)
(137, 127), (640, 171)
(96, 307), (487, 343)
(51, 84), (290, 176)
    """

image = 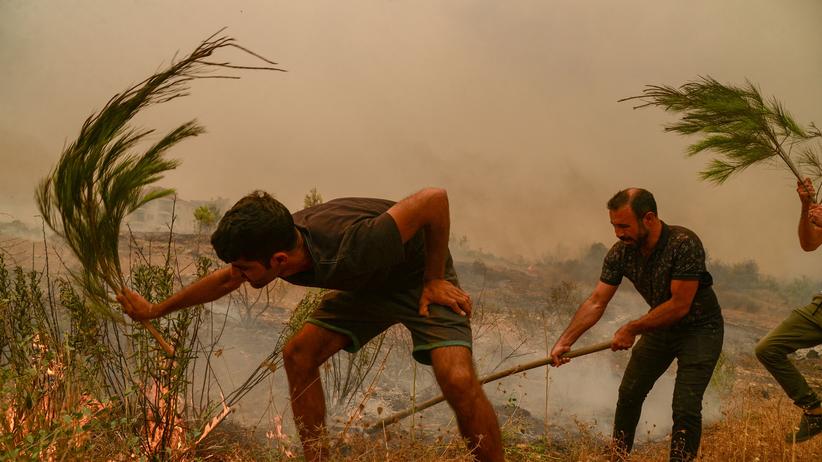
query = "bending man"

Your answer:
(118, 188), (503, 461)
(755, 178), (822, 443)
(550, 188), (723, 461)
